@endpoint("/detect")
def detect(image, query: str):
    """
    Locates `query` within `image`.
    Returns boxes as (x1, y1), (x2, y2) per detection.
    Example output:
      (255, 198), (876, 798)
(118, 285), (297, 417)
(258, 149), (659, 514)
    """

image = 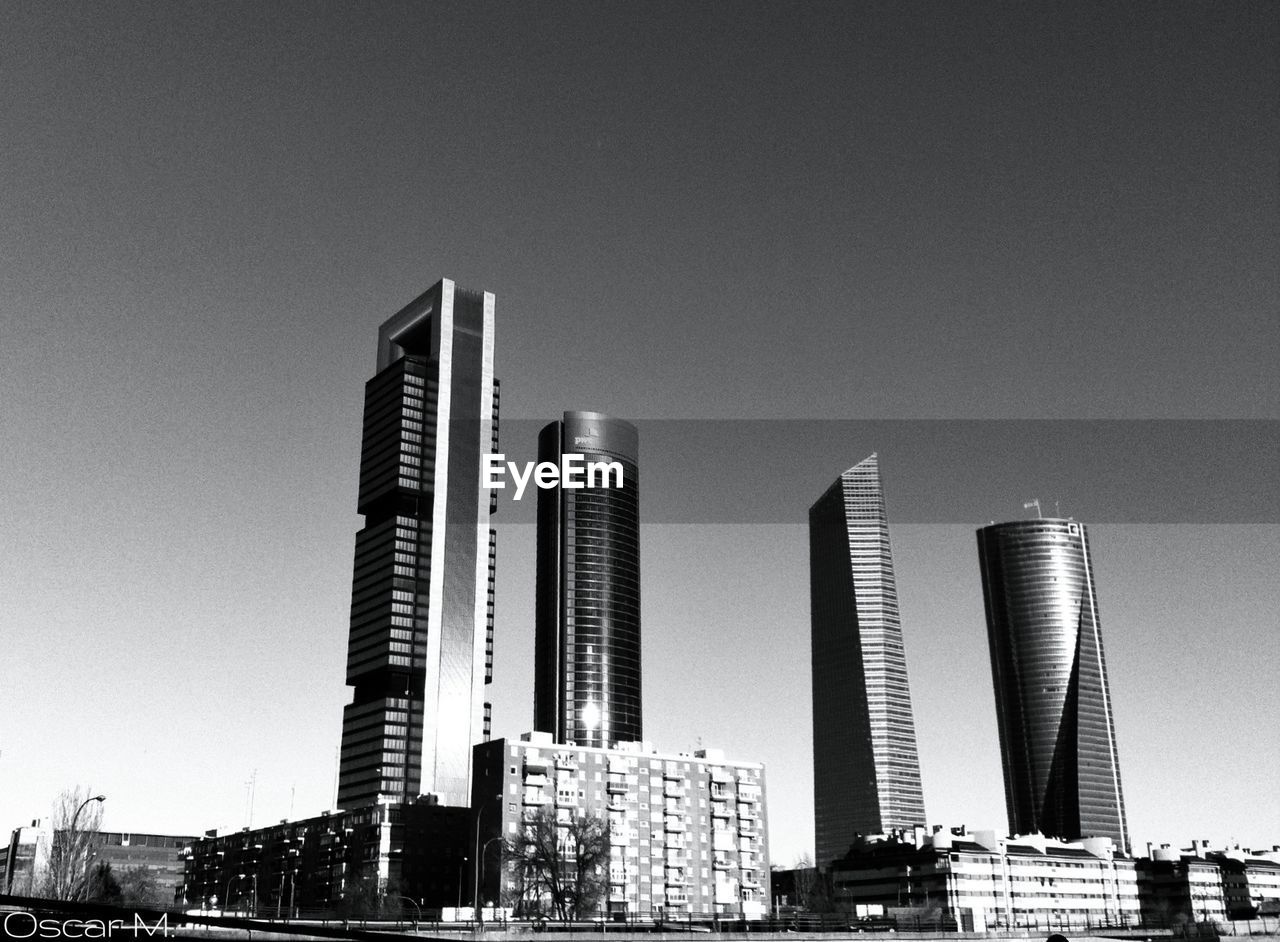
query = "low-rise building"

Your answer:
(472, 733), (770, 920)
(1136, 841), (1280, 925)
(1136, 844), (1227, 926)
(1209, 845), (1280, 919)
(829, 826), (1140, 931)
(88, 832), (196, 903)
(2, 821), (52, 895)
(2, 823), (194, 902)
(179, 799), (467, 914)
